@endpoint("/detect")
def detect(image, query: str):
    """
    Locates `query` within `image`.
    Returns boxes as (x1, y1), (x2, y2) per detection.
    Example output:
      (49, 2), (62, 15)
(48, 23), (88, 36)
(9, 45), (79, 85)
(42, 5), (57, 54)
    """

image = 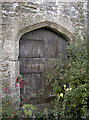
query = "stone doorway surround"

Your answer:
(2, 20), (74, 107)
(14, 20), (74, 106)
